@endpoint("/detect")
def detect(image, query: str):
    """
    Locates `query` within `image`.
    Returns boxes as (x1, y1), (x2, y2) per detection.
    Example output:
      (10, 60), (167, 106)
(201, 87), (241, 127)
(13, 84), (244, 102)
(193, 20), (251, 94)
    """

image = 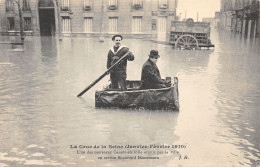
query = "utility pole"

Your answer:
(197, 12), (199, 22)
